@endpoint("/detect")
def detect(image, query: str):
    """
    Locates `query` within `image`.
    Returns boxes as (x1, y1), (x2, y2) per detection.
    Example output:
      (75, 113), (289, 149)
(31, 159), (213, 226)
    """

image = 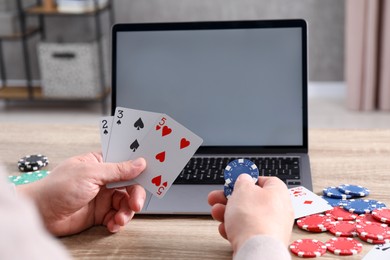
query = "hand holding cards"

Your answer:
(99, 107), (203, 198)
